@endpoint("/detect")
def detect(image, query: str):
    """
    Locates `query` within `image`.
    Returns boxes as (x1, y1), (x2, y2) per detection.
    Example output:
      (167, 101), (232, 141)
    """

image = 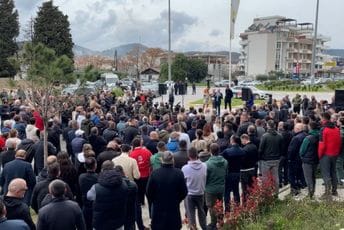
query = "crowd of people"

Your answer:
(0, 86), (343, 230)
